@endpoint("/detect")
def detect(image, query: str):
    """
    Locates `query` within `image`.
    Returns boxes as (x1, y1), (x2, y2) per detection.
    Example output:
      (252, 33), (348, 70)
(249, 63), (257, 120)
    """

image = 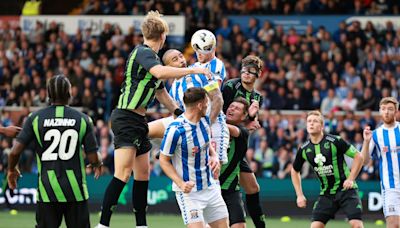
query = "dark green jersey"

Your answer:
(117, 44), (164, 110)
(222, 78), (263, 113)
(17, 106), (98, 202)
(220, 125), (249, 191)
(293, 134), (359, 195)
